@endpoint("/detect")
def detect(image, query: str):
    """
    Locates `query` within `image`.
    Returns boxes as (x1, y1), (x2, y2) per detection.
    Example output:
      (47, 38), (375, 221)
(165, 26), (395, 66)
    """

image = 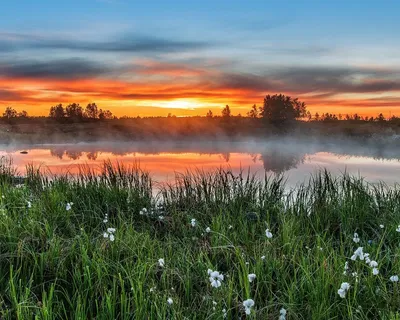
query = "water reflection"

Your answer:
(1, 140), (400, 186)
